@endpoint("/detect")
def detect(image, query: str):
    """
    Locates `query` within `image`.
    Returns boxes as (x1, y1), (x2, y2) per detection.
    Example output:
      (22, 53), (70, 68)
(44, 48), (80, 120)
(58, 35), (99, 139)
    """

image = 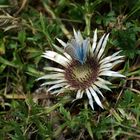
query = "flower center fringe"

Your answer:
(65, 57), (99, 90)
